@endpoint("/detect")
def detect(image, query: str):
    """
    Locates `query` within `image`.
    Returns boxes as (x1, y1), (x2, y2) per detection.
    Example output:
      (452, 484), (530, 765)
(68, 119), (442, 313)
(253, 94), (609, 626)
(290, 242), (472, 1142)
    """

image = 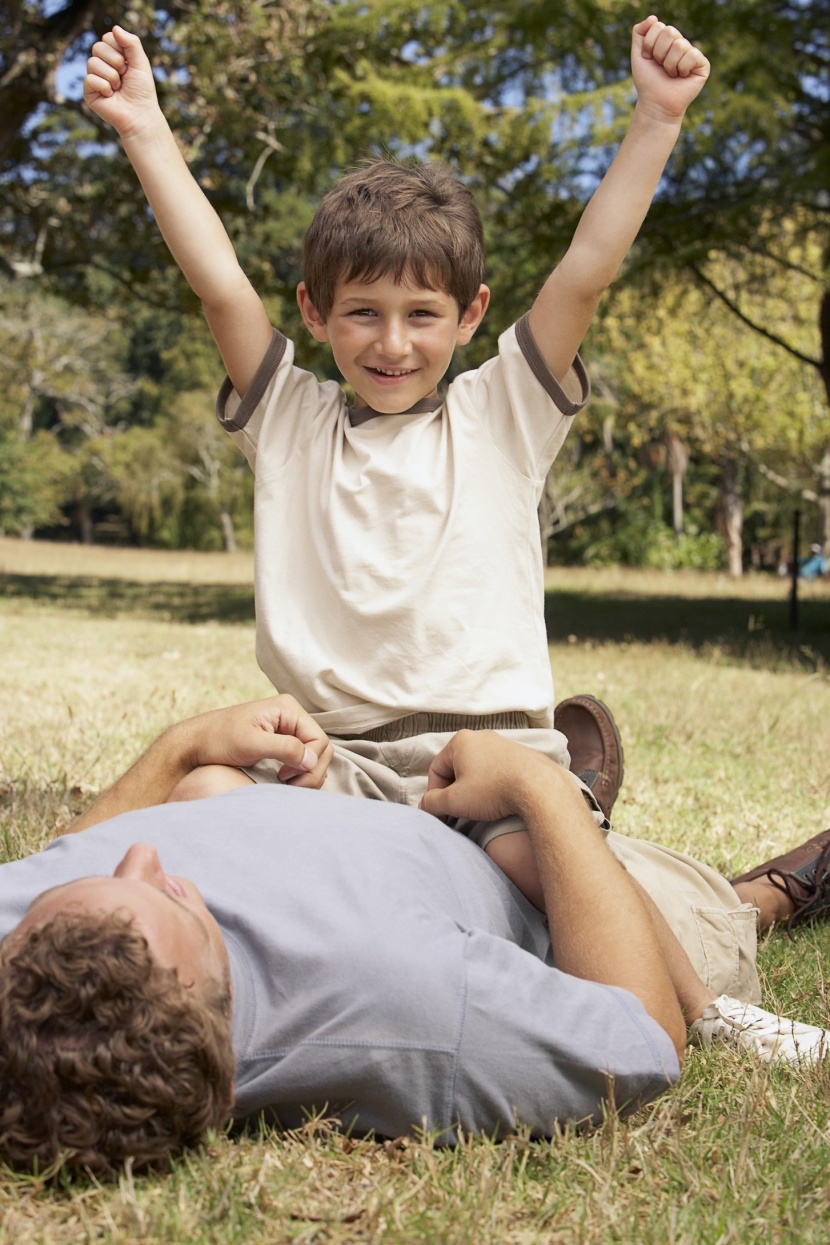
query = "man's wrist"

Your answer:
(506, 752), (571, 822)
(160, 716), (203, 777)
